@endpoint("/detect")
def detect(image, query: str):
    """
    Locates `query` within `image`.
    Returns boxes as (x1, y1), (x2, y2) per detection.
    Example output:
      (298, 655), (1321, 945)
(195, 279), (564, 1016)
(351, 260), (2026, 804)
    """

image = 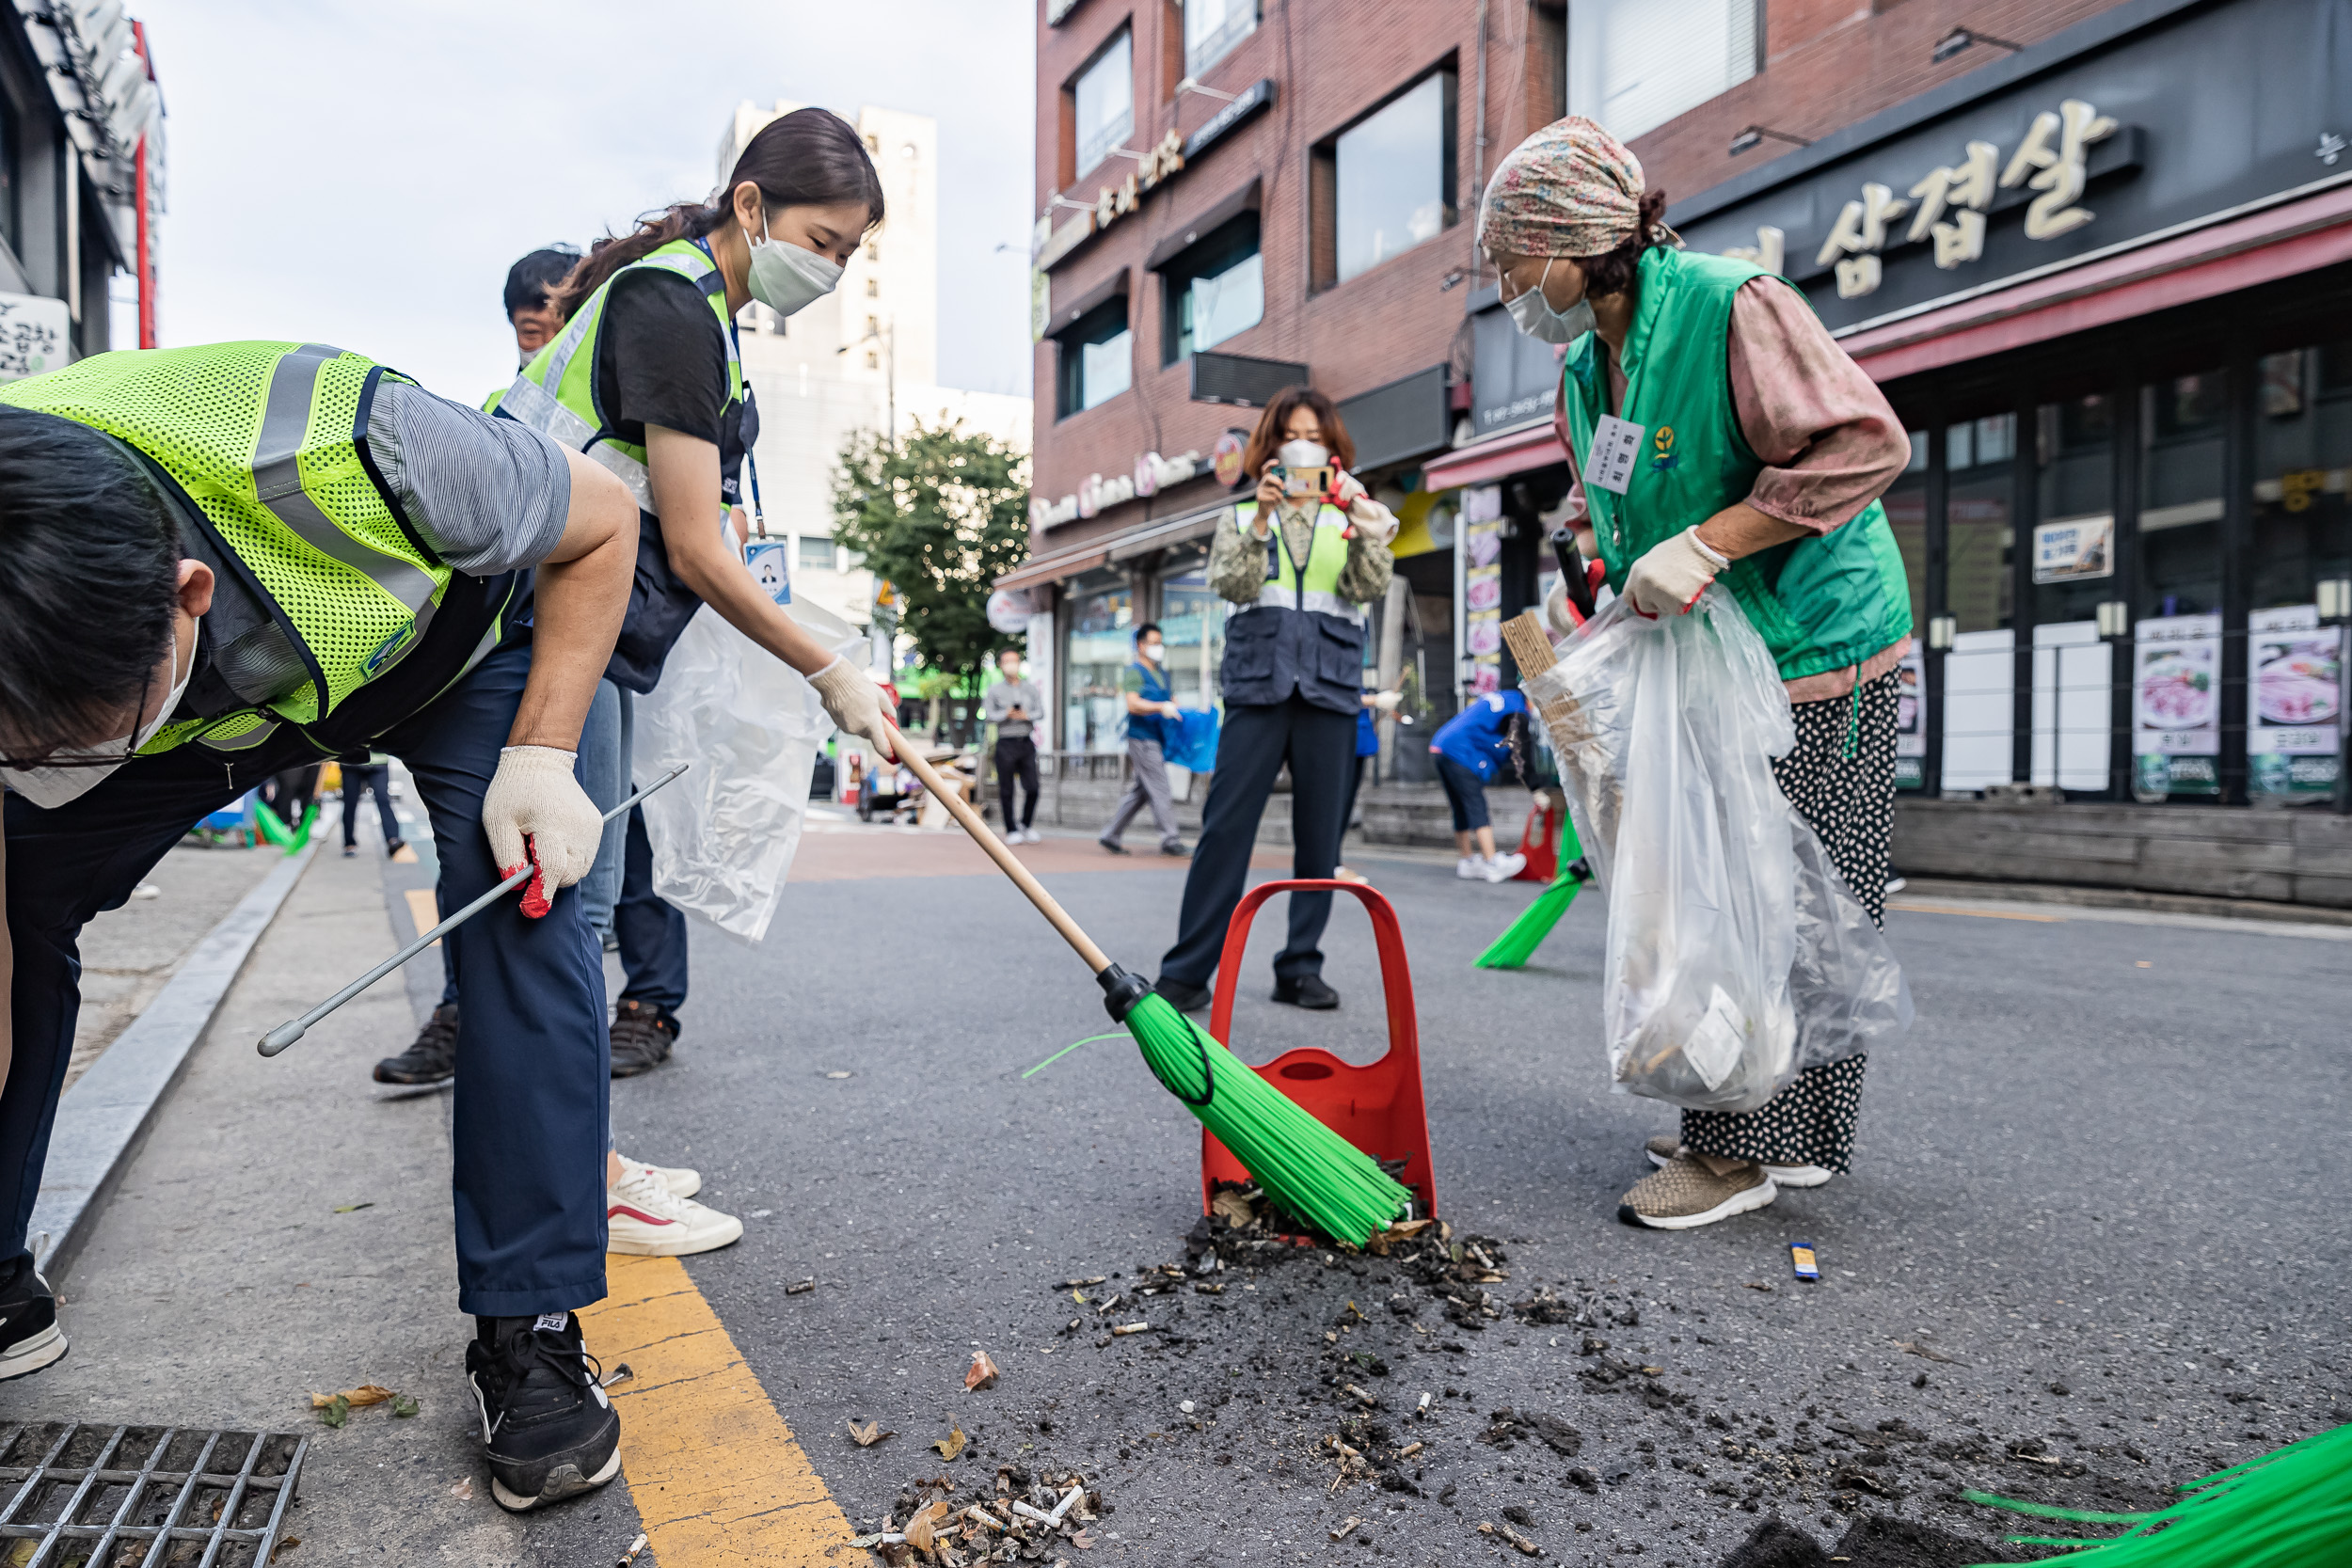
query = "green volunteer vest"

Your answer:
(1557, 247), (1912, 682)
(0, 341), (463, 753)
(1232, 499), (1360, 623)
(498, 237), (741, 515)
